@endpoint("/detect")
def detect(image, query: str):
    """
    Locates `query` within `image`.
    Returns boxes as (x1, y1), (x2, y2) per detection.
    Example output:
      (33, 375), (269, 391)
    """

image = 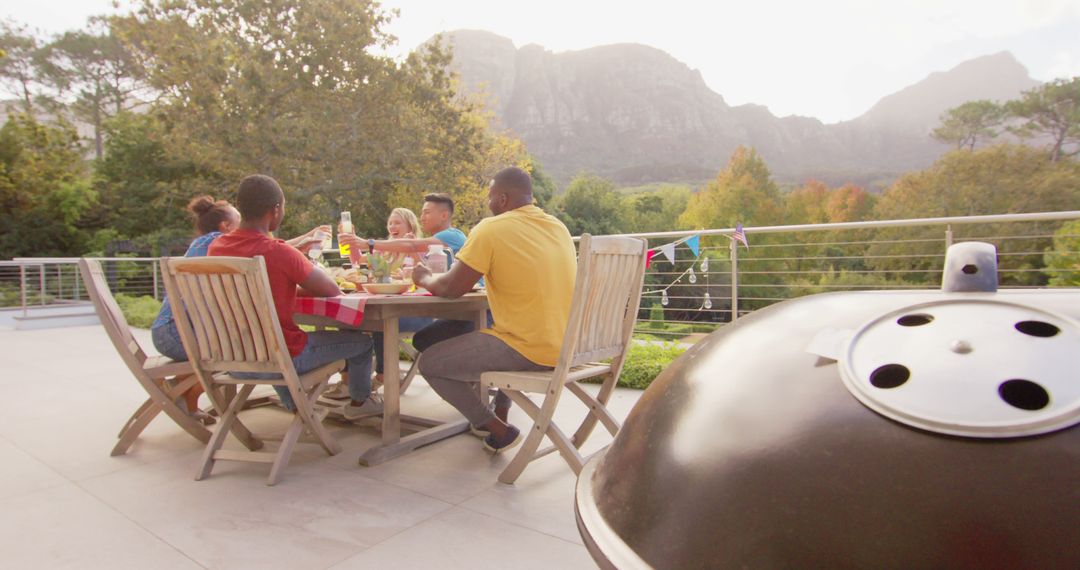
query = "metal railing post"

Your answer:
(74, 264), (81, 301)
(729, 237), (739, 322)
(38, 264), (45, 306)
(152, 259), (160, 301)
(946, 224), (954, 248)
(20, 263), (28, 318)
